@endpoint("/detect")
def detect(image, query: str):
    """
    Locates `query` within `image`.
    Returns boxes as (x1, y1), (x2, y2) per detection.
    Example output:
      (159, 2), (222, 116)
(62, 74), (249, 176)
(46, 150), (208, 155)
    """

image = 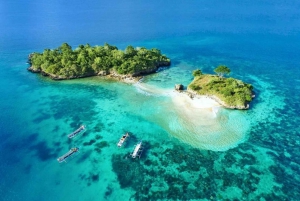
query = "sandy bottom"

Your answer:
(134, 81), (171, 95)
(134, 83), (248, 151)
